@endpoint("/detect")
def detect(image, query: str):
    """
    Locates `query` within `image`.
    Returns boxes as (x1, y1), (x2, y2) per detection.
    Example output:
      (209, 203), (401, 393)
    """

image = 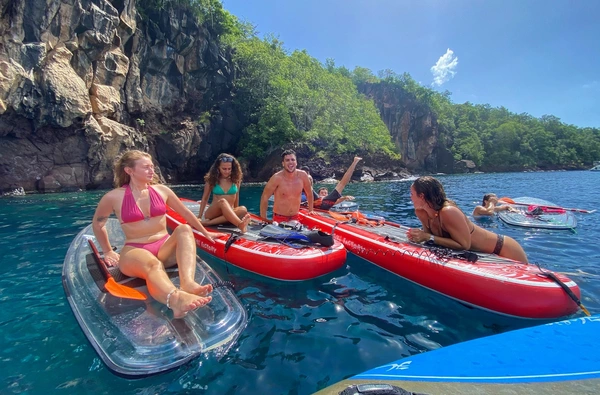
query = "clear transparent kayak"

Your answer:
(498, 197), (577, 230)
(62, 219), (247, 377)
